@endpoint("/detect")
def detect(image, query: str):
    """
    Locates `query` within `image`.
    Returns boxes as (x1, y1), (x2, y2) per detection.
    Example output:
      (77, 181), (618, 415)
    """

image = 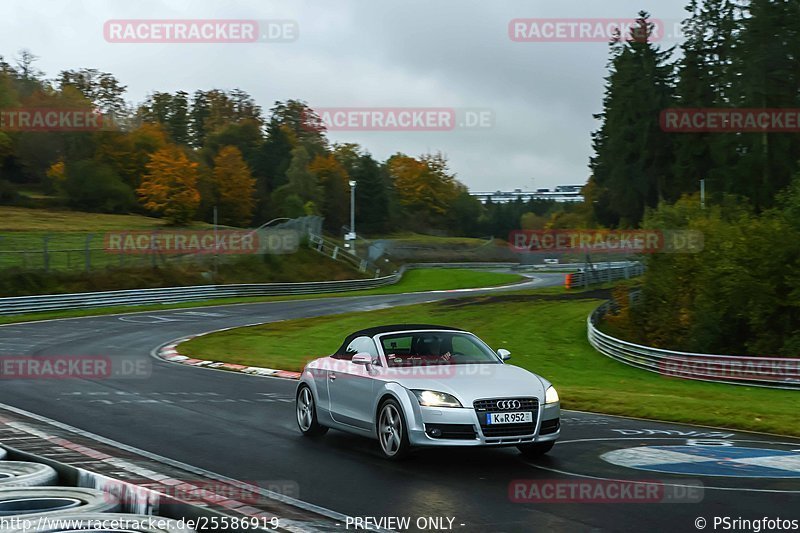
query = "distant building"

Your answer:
(470, 185), (585, 204)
